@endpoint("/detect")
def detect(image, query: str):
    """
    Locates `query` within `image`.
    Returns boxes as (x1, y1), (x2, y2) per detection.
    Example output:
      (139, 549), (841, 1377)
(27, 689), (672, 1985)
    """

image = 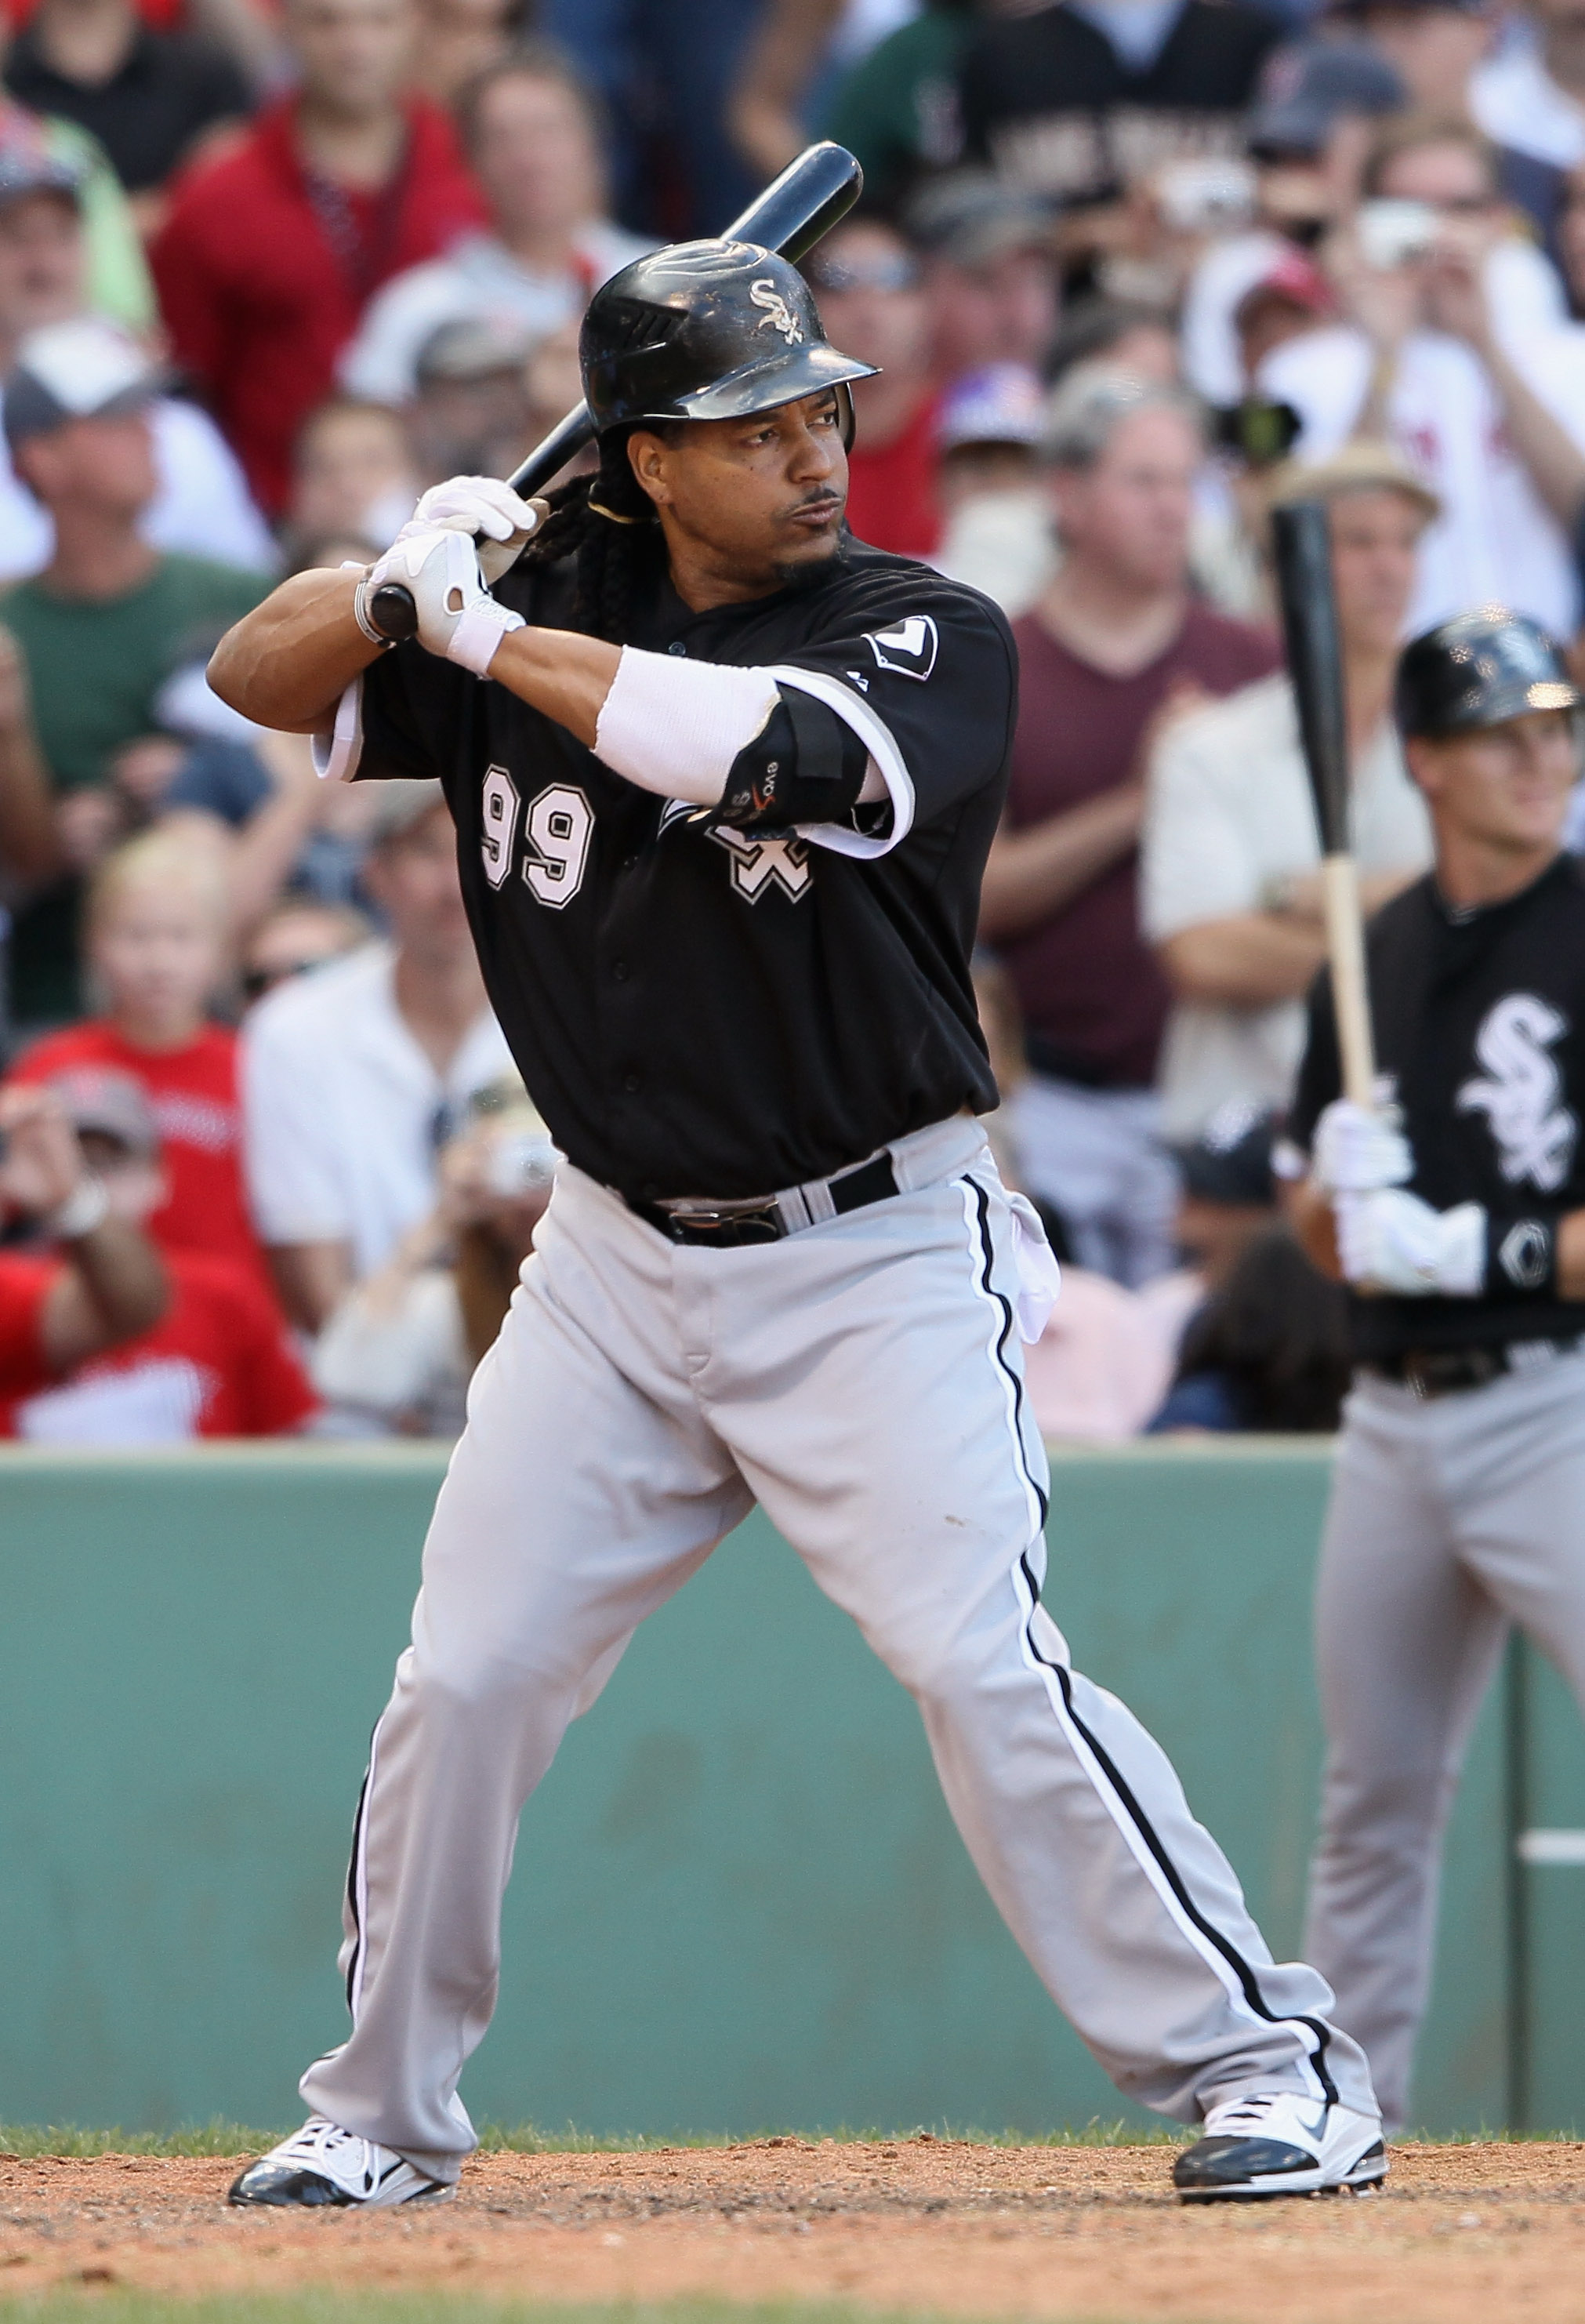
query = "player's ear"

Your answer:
(1402, 734), (1438, 798)
(626, 429), (672, 510)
